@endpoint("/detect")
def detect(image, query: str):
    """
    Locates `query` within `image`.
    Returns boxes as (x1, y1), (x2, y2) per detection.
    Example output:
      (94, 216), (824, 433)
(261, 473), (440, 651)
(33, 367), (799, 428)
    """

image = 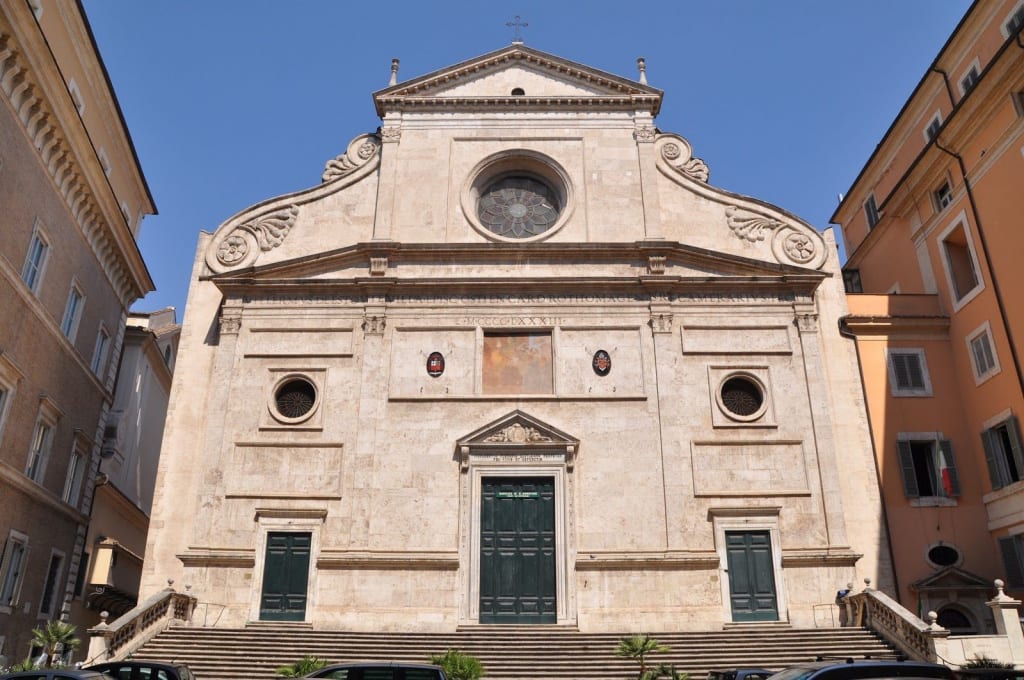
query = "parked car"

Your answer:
(768, 660), (956, 680)
(84, 661), (195, 680)
(956, 672), (1024, 680)
(0, 672), (109, 680)
(709, 670), (775, 680)
(305, 663), (447, 680)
